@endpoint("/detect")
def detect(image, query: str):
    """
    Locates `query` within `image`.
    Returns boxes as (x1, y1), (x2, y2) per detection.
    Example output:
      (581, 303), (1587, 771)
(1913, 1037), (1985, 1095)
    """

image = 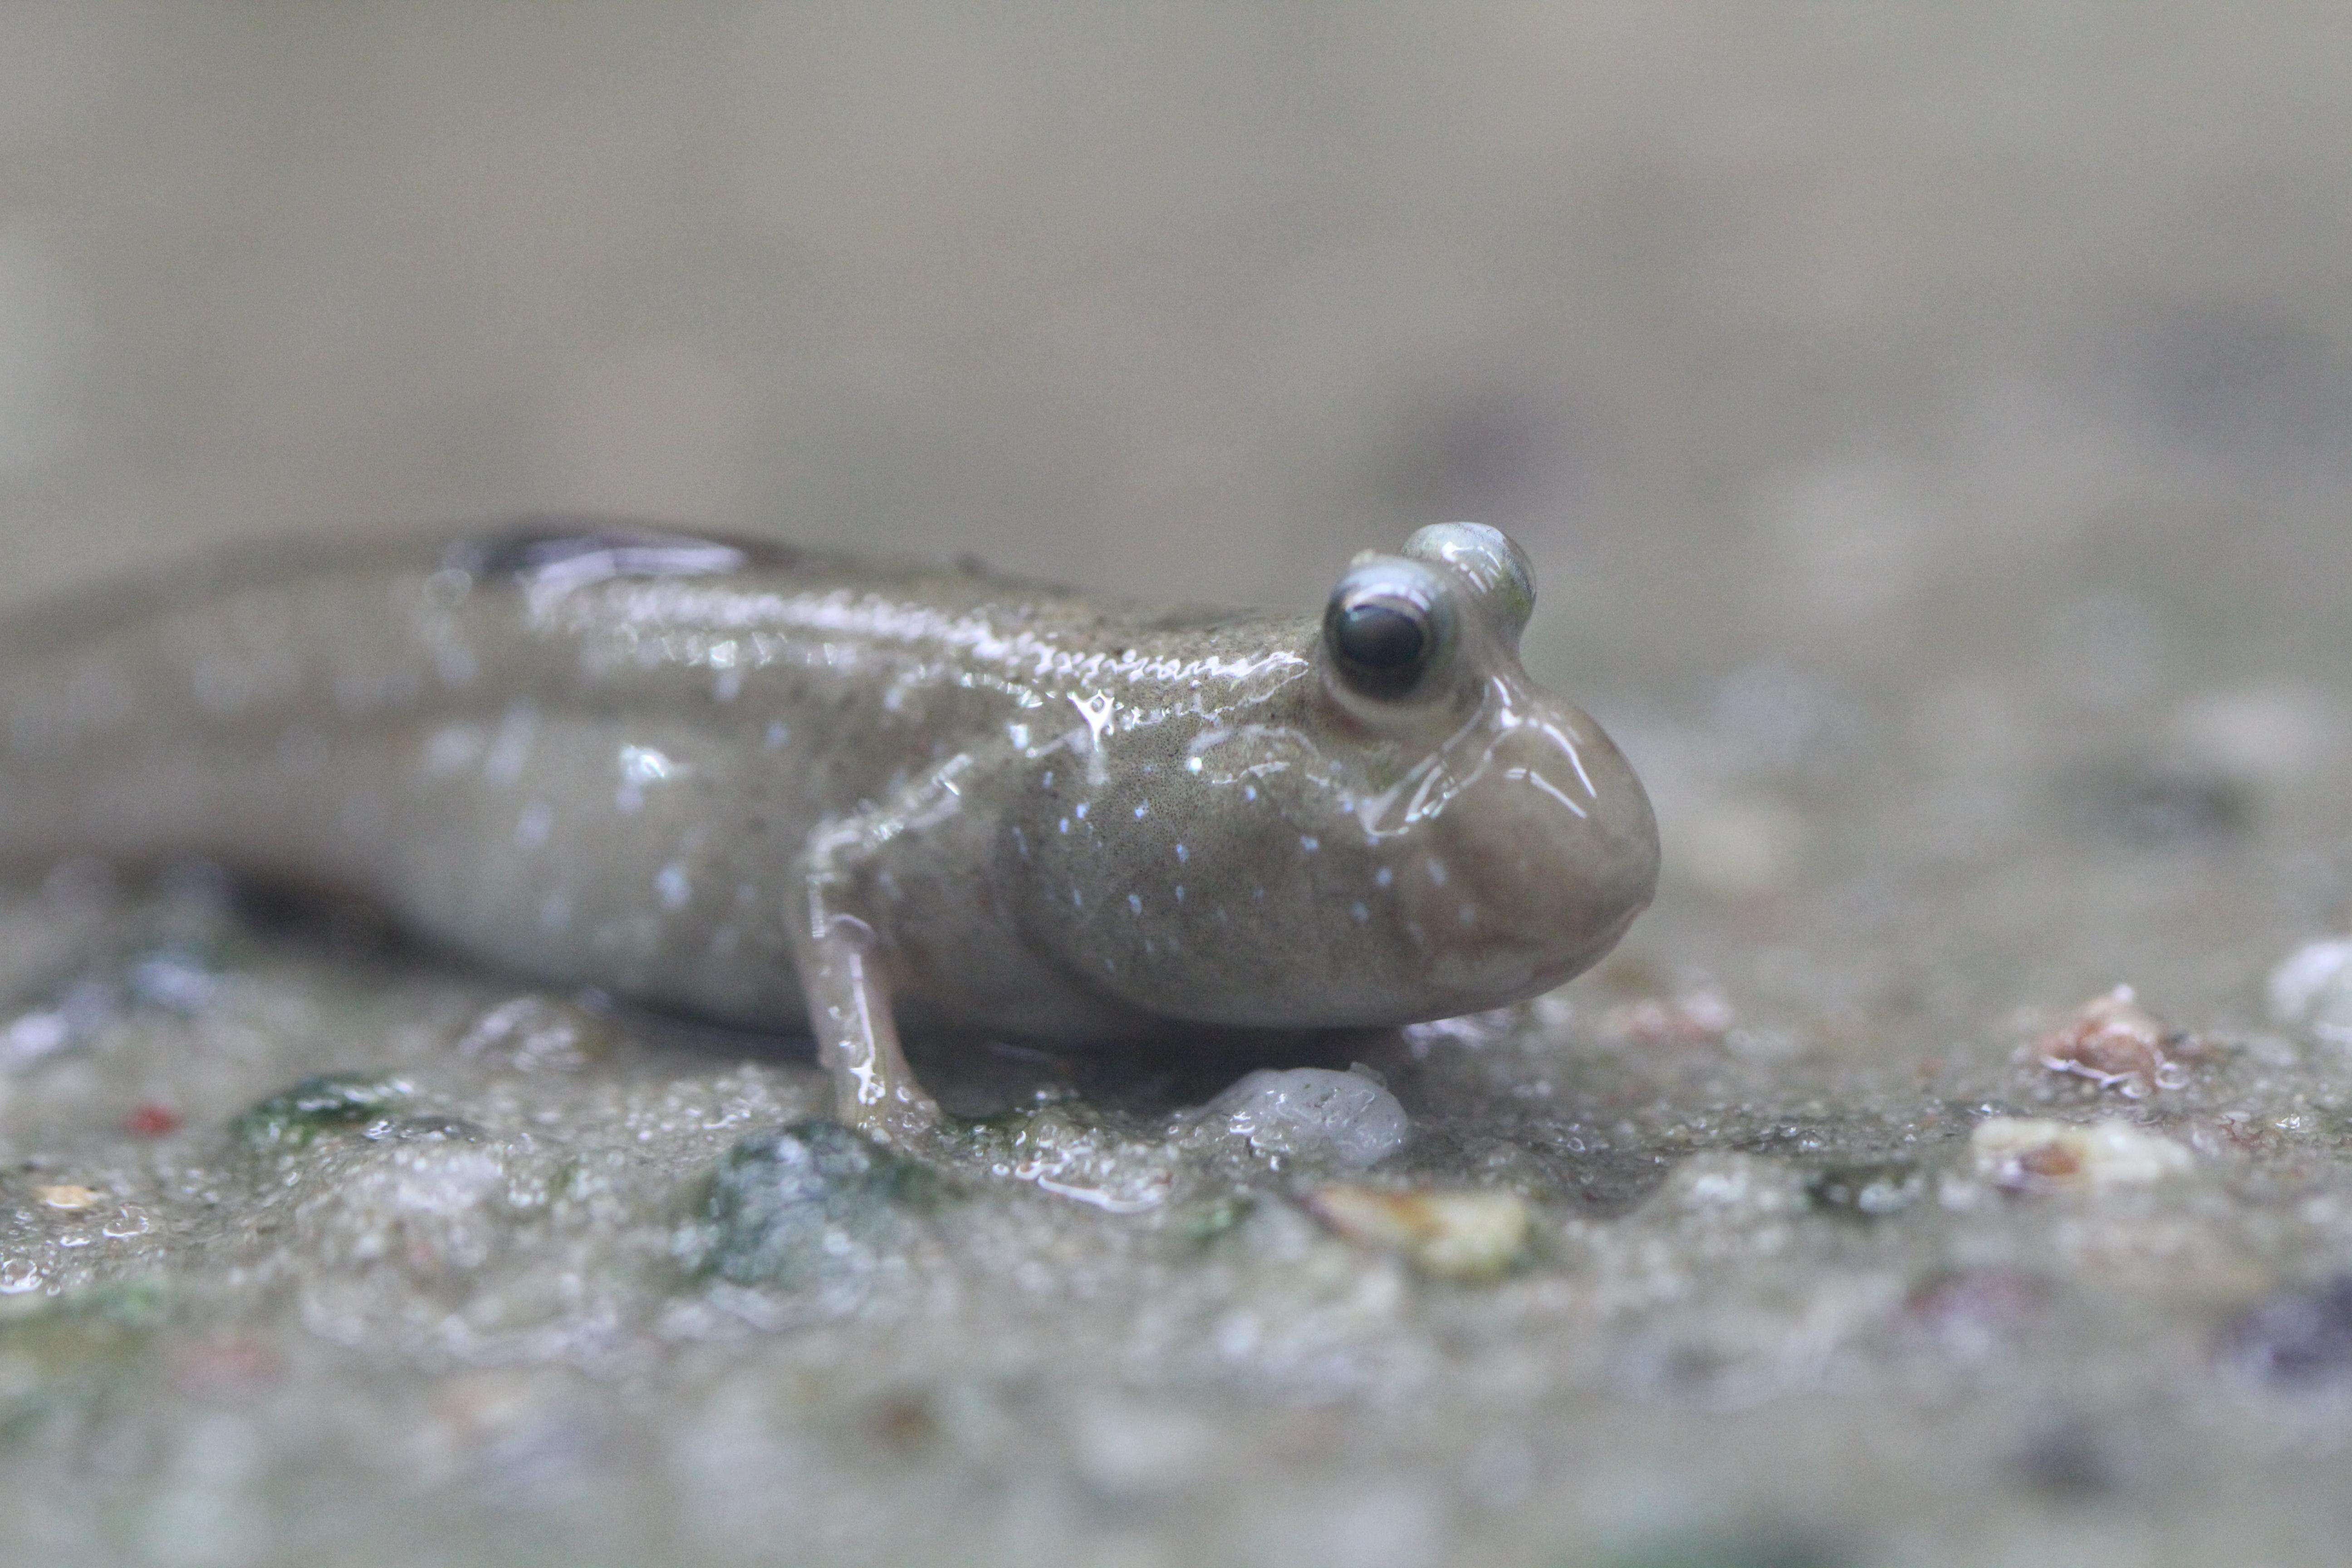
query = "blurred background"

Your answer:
(7, 3), (2351, 696)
